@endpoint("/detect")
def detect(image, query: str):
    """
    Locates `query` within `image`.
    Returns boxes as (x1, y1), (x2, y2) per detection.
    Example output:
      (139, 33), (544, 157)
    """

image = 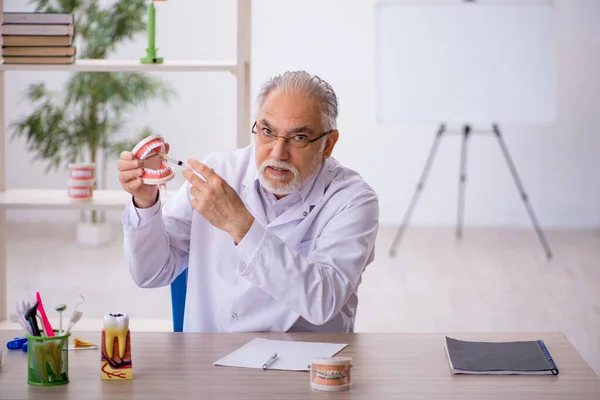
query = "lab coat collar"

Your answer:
(242, 159), (328, 207)
(241, 145), (258, 191)
(240, 152), (266, 225)
(302, 159), (329, 208)
(240, 149), (330, 227)
(275, 161), (328, 228)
